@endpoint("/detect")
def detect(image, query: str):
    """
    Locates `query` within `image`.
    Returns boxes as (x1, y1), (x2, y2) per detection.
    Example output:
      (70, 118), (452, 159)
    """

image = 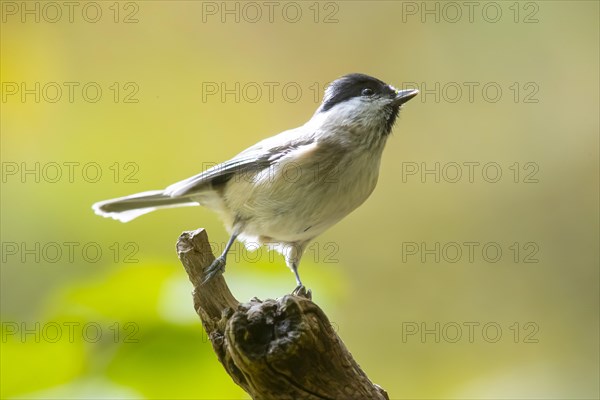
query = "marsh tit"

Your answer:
(93, 73), (418, 291)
